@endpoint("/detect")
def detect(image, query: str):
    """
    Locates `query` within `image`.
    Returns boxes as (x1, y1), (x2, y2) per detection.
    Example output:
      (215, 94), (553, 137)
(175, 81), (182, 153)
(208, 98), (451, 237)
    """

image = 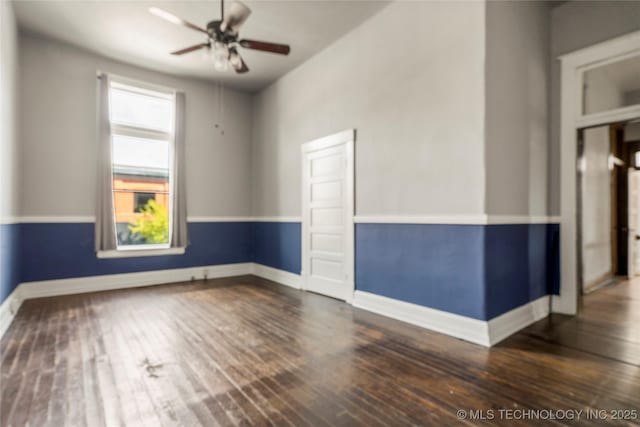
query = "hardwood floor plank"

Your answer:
(64, 301), (89, 427)
(8, 299), (62, 427)
(119, 295), (204, 427)
(1, 276), (639, 426)
(46, 299), (73, 427)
